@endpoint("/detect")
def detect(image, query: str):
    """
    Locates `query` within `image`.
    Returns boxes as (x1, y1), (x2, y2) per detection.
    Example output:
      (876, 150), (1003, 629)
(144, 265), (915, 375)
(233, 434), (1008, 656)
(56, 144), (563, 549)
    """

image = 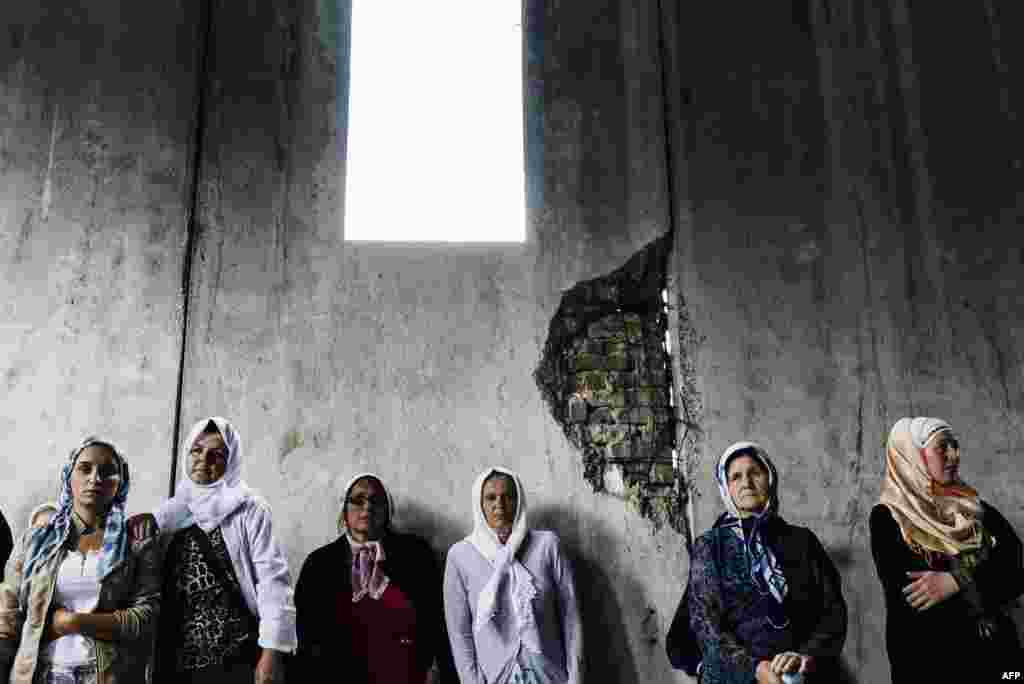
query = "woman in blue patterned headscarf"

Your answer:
(0, 437), (162, 684)
(685, 442), (847, 684)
